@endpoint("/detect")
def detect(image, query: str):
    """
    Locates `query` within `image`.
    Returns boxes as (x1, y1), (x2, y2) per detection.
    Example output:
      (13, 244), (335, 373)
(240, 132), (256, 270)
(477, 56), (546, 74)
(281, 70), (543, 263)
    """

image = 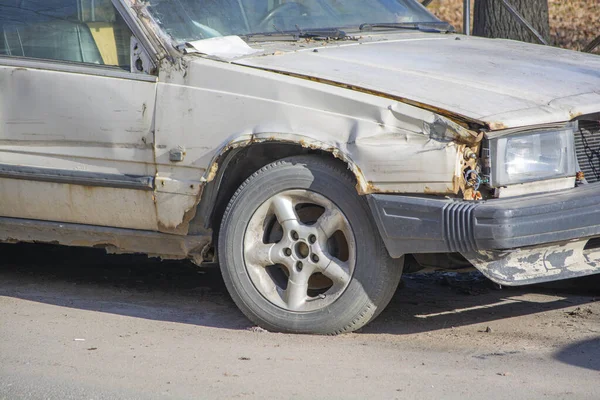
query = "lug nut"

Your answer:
(311, 254), (319, 263)
(284, 248), (292, 257)
(309, 234), (317, 244)
(291, 231), (299, 241)
(296, 261), (303, 272)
